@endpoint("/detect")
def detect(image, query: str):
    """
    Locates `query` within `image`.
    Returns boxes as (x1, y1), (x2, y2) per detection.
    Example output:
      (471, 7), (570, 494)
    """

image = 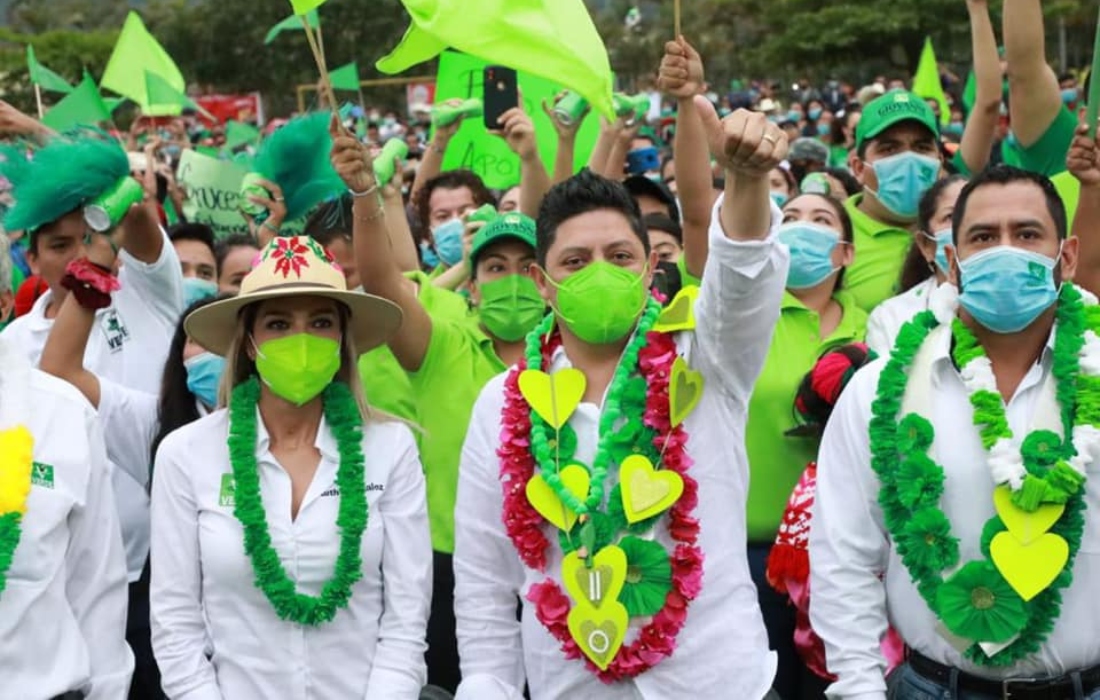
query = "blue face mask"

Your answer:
(1062, 88), (1078, 105)
(185, 352), (226, 408)
(770, 191), (789, 207)
(420, 241), (440, 269)
(923, 228), (952, 274)
(182, 277), (218, 308)
(945, 121), (964, 137)
(868, 151), (941, 220)
(808, 107), (823, 121)
(777, 222), (843, 289)
(788, 110), (802, 122)
(432, 218), (465, 267)
(958, 245), (1061, 334)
